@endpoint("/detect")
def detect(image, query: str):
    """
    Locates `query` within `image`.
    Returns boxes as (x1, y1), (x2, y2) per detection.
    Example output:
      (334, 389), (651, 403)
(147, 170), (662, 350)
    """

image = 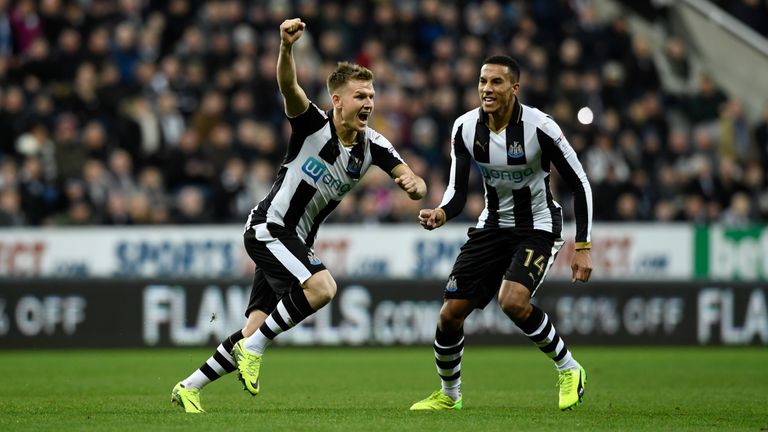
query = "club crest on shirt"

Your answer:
(307, 250), (322, 265)
(507, 141), (524, 158)
(346, 155), (363, 180)
(445, 276), (458, 292)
